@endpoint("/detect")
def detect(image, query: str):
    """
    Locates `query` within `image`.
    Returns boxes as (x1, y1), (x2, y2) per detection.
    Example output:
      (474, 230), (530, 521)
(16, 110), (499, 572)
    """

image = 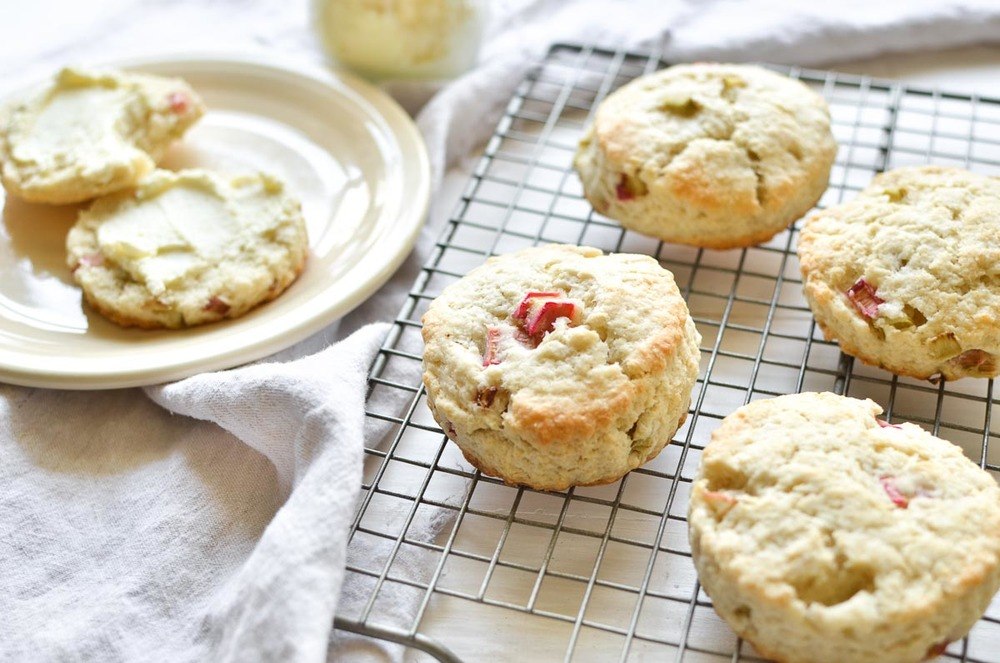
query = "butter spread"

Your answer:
(1, 67), (204, 204)
(95, 171), (284, 296)
(67, 166), (307, 329)
(8, 70), (149, 185)
(13, 80), (133, 169)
